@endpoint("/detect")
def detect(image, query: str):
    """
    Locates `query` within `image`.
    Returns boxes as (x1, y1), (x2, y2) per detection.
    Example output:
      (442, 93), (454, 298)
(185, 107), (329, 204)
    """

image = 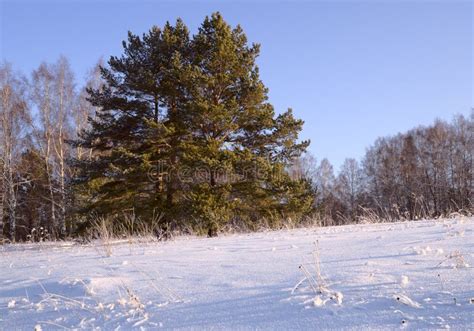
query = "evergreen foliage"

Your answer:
(73, 13), (313, 234)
